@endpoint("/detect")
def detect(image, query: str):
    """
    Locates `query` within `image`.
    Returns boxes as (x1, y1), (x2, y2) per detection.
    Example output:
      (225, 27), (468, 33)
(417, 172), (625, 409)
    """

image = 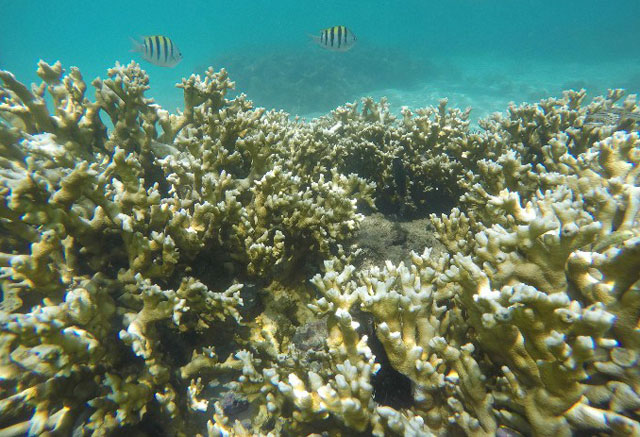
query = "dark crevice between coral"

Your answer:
(285, 245), (328, 285)
(422, 187), (459, 217)
(237, 282), (265, 321)
(155, 323), (201, 368)
(262, 416), (276, 433)
(0, 222), (31, 254)
(356, 199), (376, 216)
(20, 283), (57, 311)
(0, 405), (33, 433)
(392, 157), (407, 198)
(371, 354), (414, 409)
(111, 406), (169, 437)
(10, 372), (101, 436)
(361, 312), (414, 410)
(163, 247), (237, 293)
(220, 393), (250, 417)
(157, 315), (243, 365)
(75, 231), (129, 279)
(154, 324), (249, 433)
(279, 415), (375, 437)
(611, 207), (625, 232)
(143, 151), (170, 197)
(108, 310), (148, 365)
(376, 185), (459, 221)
